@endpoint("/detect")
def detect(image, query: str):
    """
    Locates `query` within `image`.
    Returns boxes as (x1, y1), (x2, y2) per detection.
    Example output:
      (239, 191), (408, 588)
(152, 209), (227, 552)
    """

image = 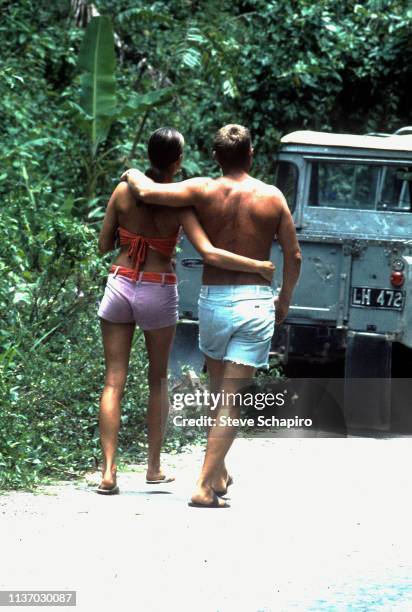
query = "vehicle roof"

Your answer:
(281, 130), (412, 152)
